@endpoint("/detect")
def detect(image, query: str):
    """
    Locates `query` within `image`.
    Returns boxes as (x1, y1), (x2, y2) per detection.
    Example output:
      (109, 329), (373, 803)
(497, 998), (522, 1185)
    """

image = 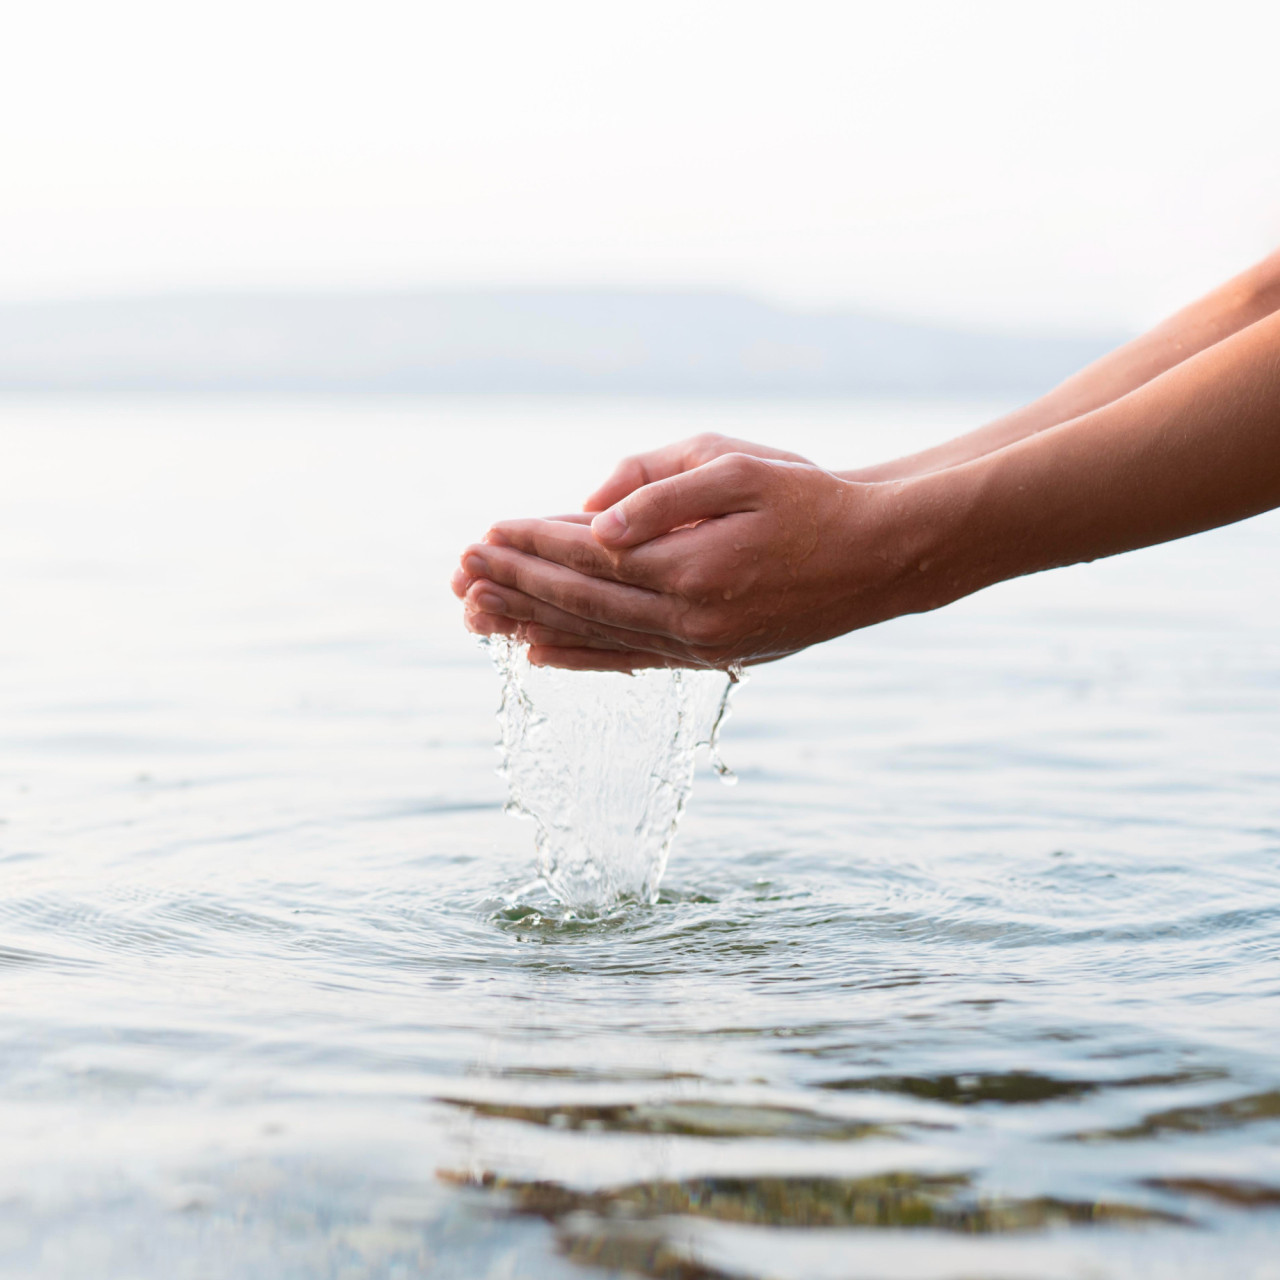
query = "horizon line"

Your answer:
(0, 286), (1124, 341)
